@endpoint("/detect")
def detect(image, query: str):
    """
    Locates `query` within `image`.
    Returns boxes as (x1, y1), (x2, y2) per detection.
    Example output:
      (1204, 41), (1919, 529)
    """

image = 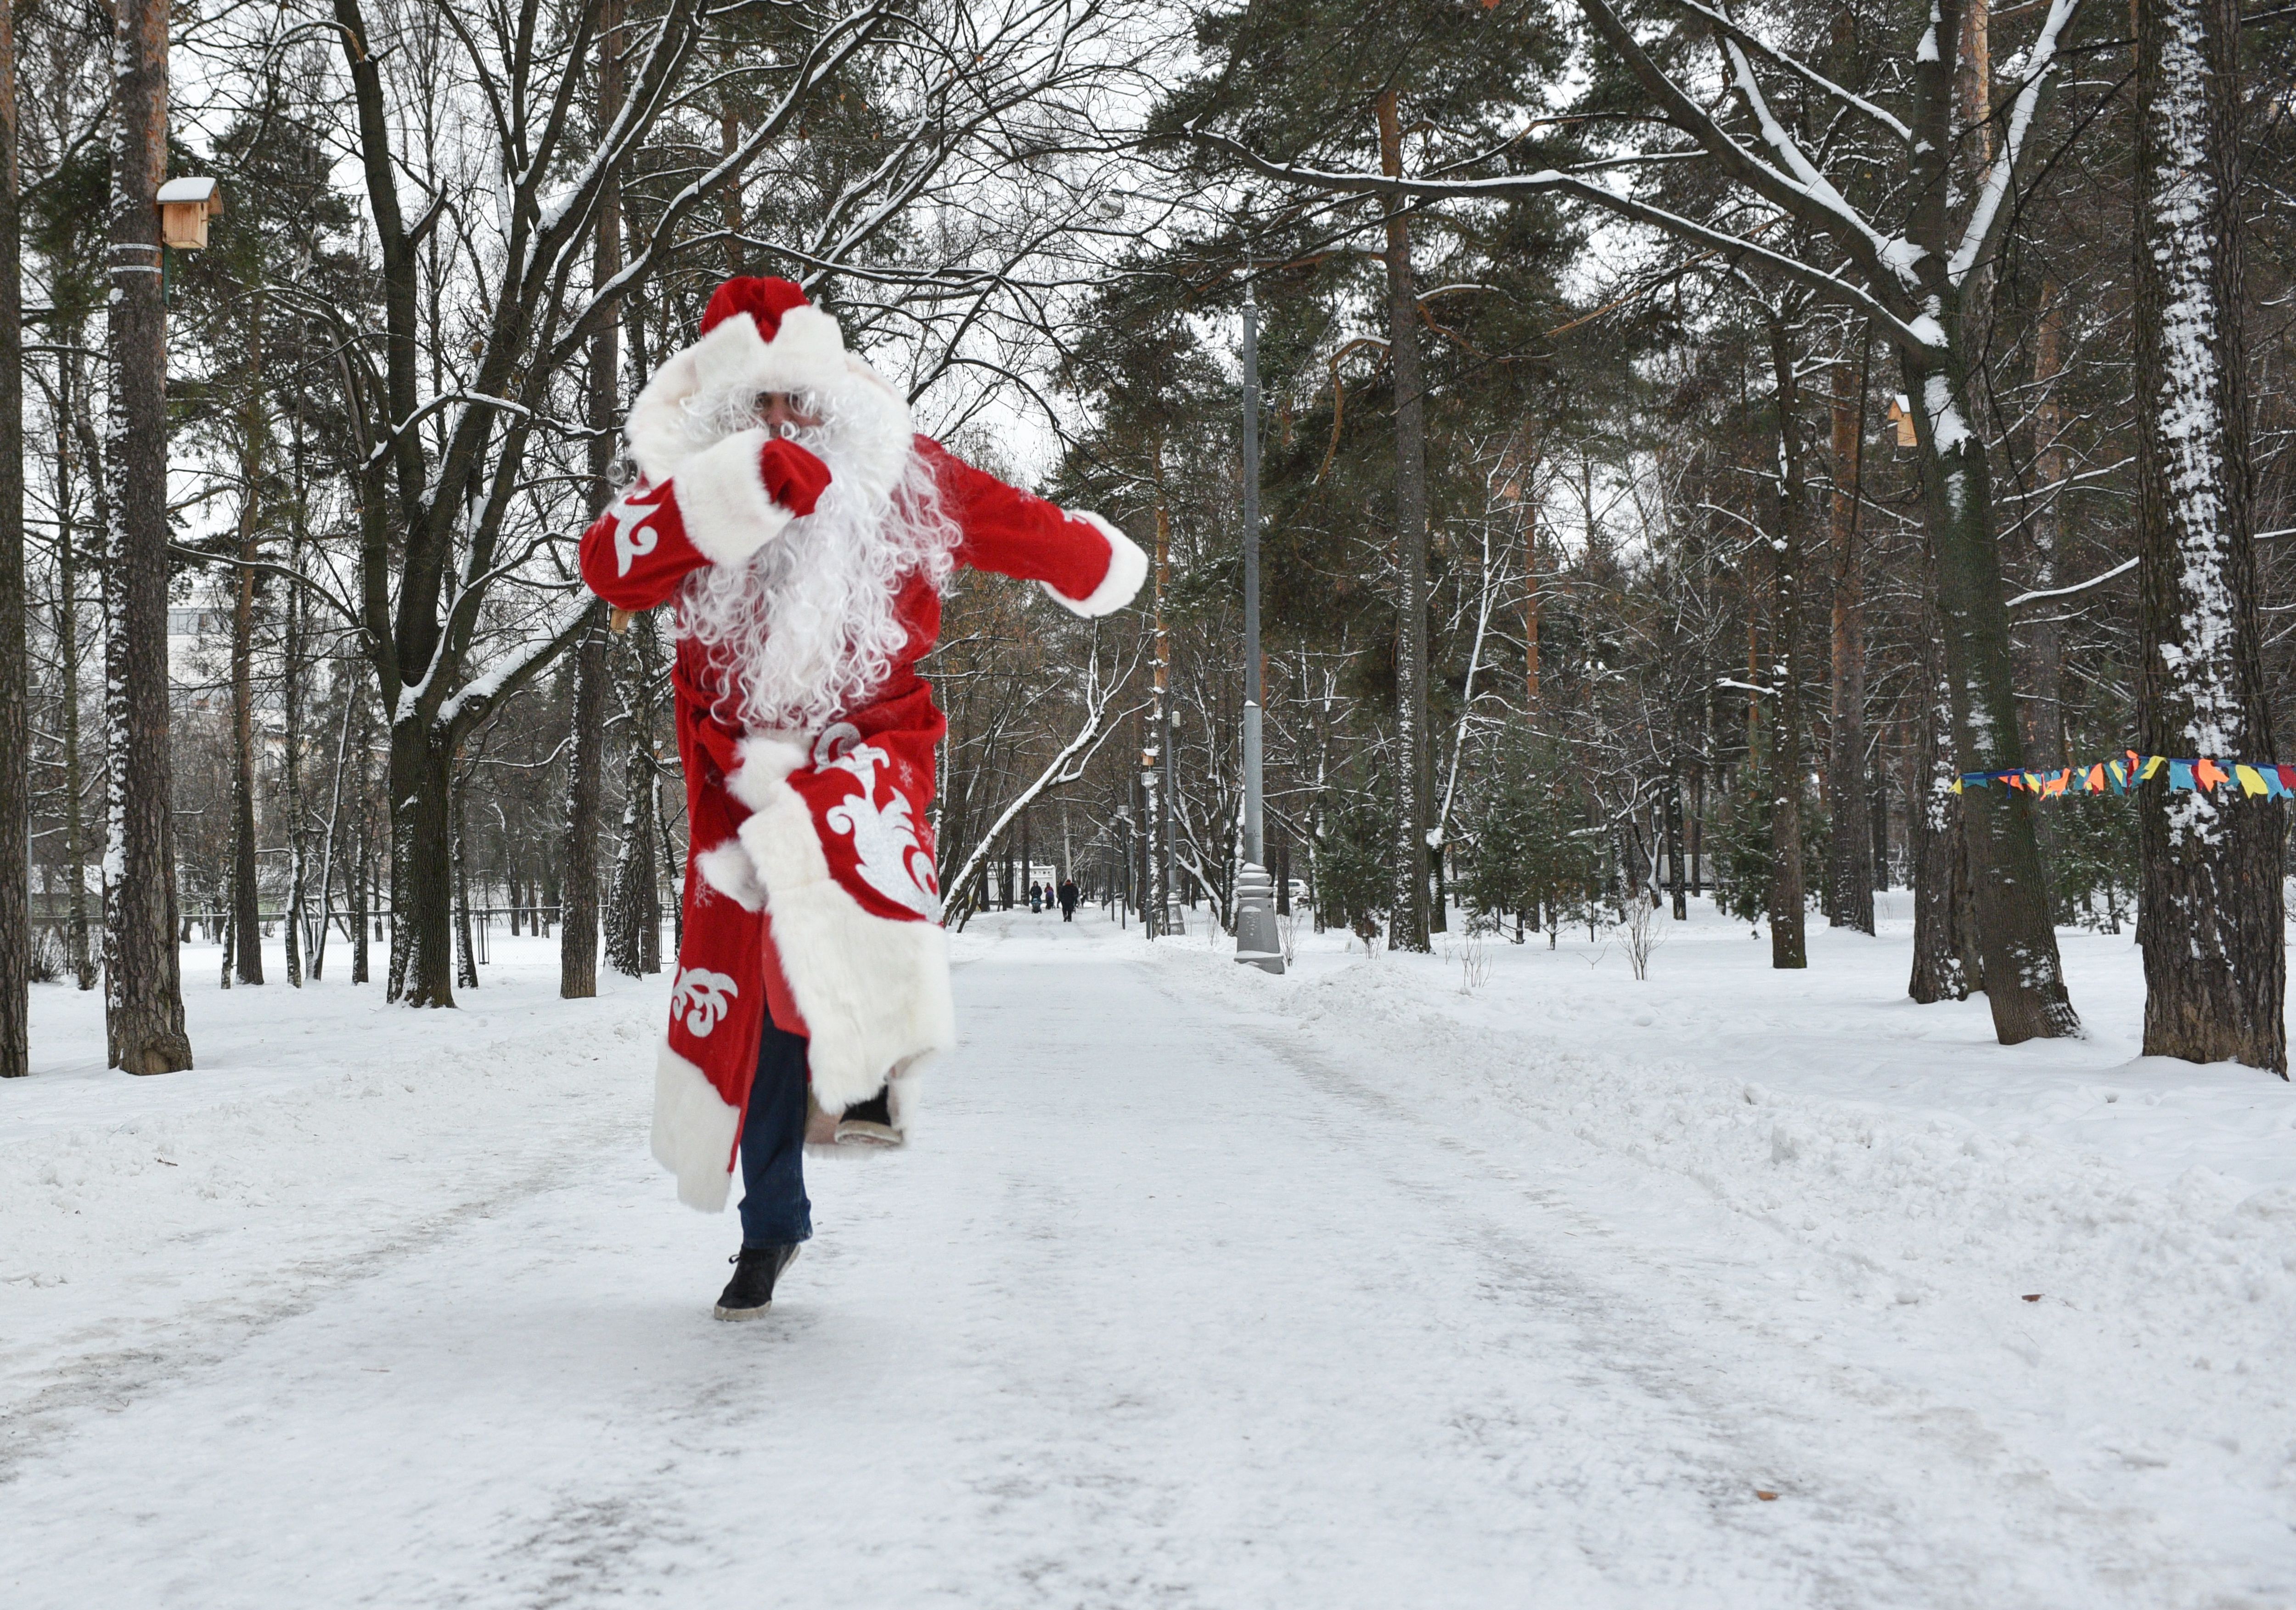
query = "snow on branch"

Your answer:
(1669, 0), (1912, 143)
(1182, 125), (1928, 348)
(1949, 0), (2087, 286)
(434, 594), (595, 735)
(1716, 37), (1914, 286)
(2006, 554), (2136, 609)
